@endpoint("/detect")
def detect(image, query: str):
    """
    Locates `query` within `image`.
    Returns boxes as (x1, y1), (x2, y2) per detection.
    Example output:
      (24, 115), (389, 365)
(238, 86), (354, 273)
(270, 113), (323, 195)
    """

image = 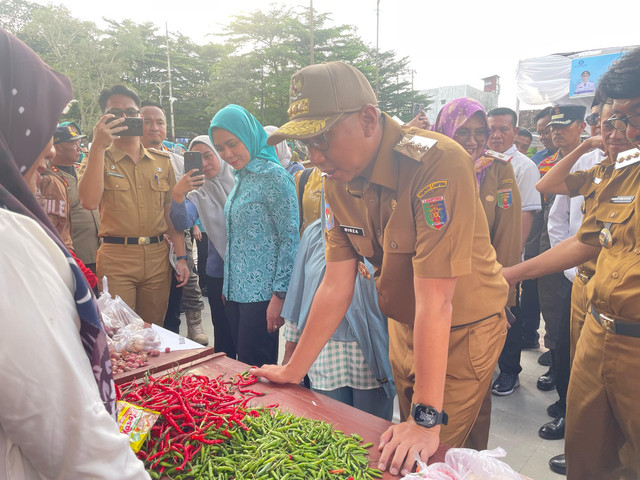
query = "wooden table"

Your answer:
(115, 352), (533, 479)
